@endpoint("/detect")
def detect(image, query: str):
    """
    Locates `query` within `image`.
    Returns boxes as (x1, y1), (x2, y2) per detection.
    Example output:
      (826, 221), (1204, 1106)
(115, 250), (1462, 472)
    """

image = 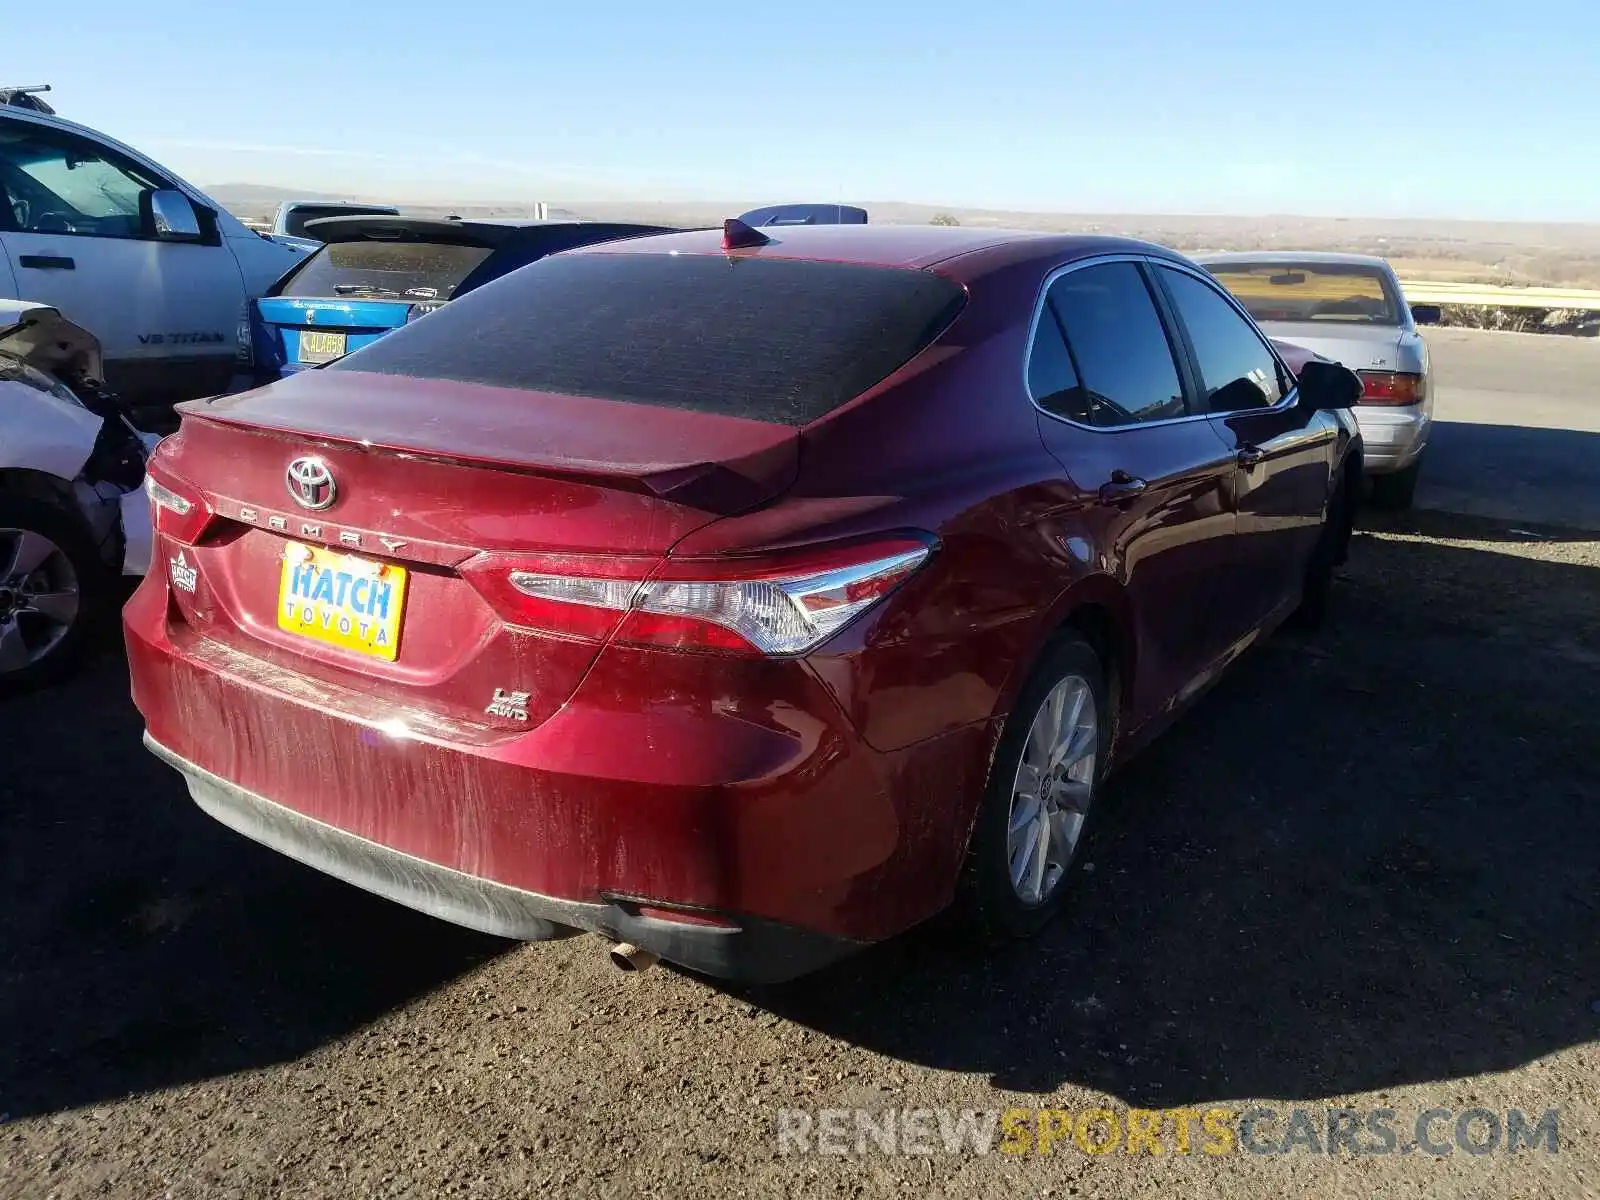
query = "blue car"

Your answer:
(249, 216), (674, 382)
